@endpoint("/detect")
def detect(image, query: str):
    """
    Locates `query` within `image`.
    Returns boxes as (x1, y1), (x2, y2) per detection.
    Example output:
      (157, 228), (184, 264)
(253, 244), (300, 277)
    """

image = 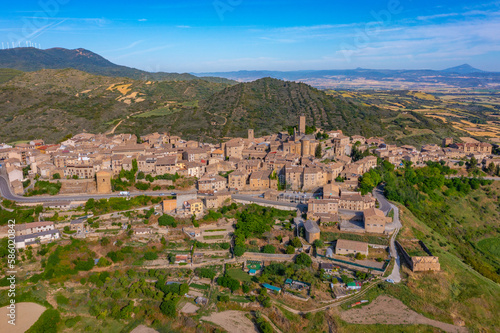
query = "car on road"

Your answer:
(170, 192), (176, 196)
